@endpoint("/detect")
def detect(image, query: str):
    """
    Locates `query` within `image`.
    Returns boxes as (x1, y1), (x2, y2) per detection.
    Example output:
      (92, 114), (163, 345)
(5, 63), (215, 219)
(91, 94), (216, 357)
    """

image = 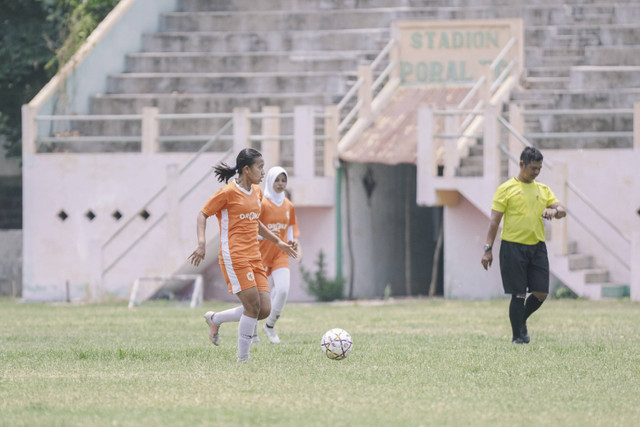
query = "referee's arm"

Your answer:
(481, 209), (503, 270)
